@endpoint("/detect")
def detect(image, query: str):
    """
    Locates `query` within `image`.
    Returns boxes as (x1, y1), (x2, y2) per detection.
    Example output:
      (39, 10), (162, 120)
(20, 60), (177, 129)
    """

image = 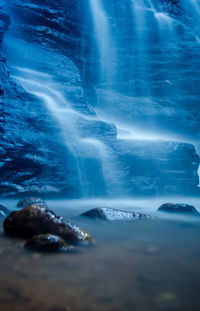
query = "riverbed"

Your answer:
(0, 198), (200, 311)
